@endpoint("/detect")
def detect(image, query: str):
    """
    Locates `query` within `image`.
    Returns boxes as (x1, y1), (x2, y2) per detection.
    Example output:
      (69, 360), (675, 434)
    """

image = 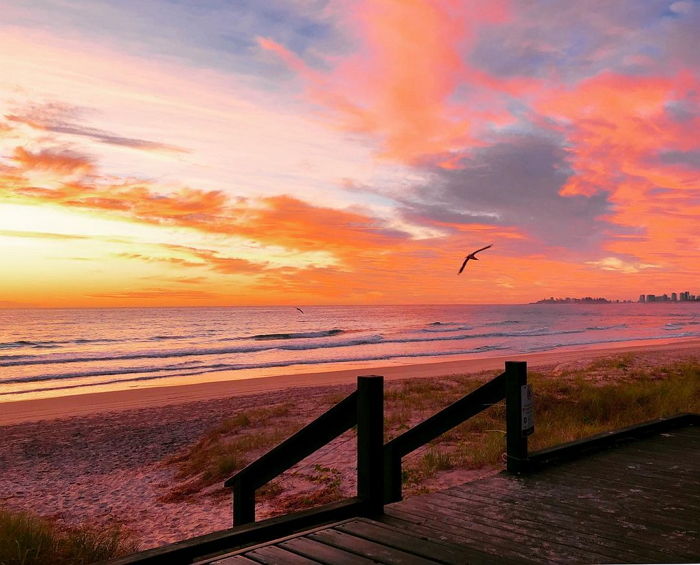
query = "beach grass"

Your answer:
(163, 403), (299, 501)
(164, 353), (698, 512)
(0, 507), (137, 565)
(402, 356), (699, 474)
